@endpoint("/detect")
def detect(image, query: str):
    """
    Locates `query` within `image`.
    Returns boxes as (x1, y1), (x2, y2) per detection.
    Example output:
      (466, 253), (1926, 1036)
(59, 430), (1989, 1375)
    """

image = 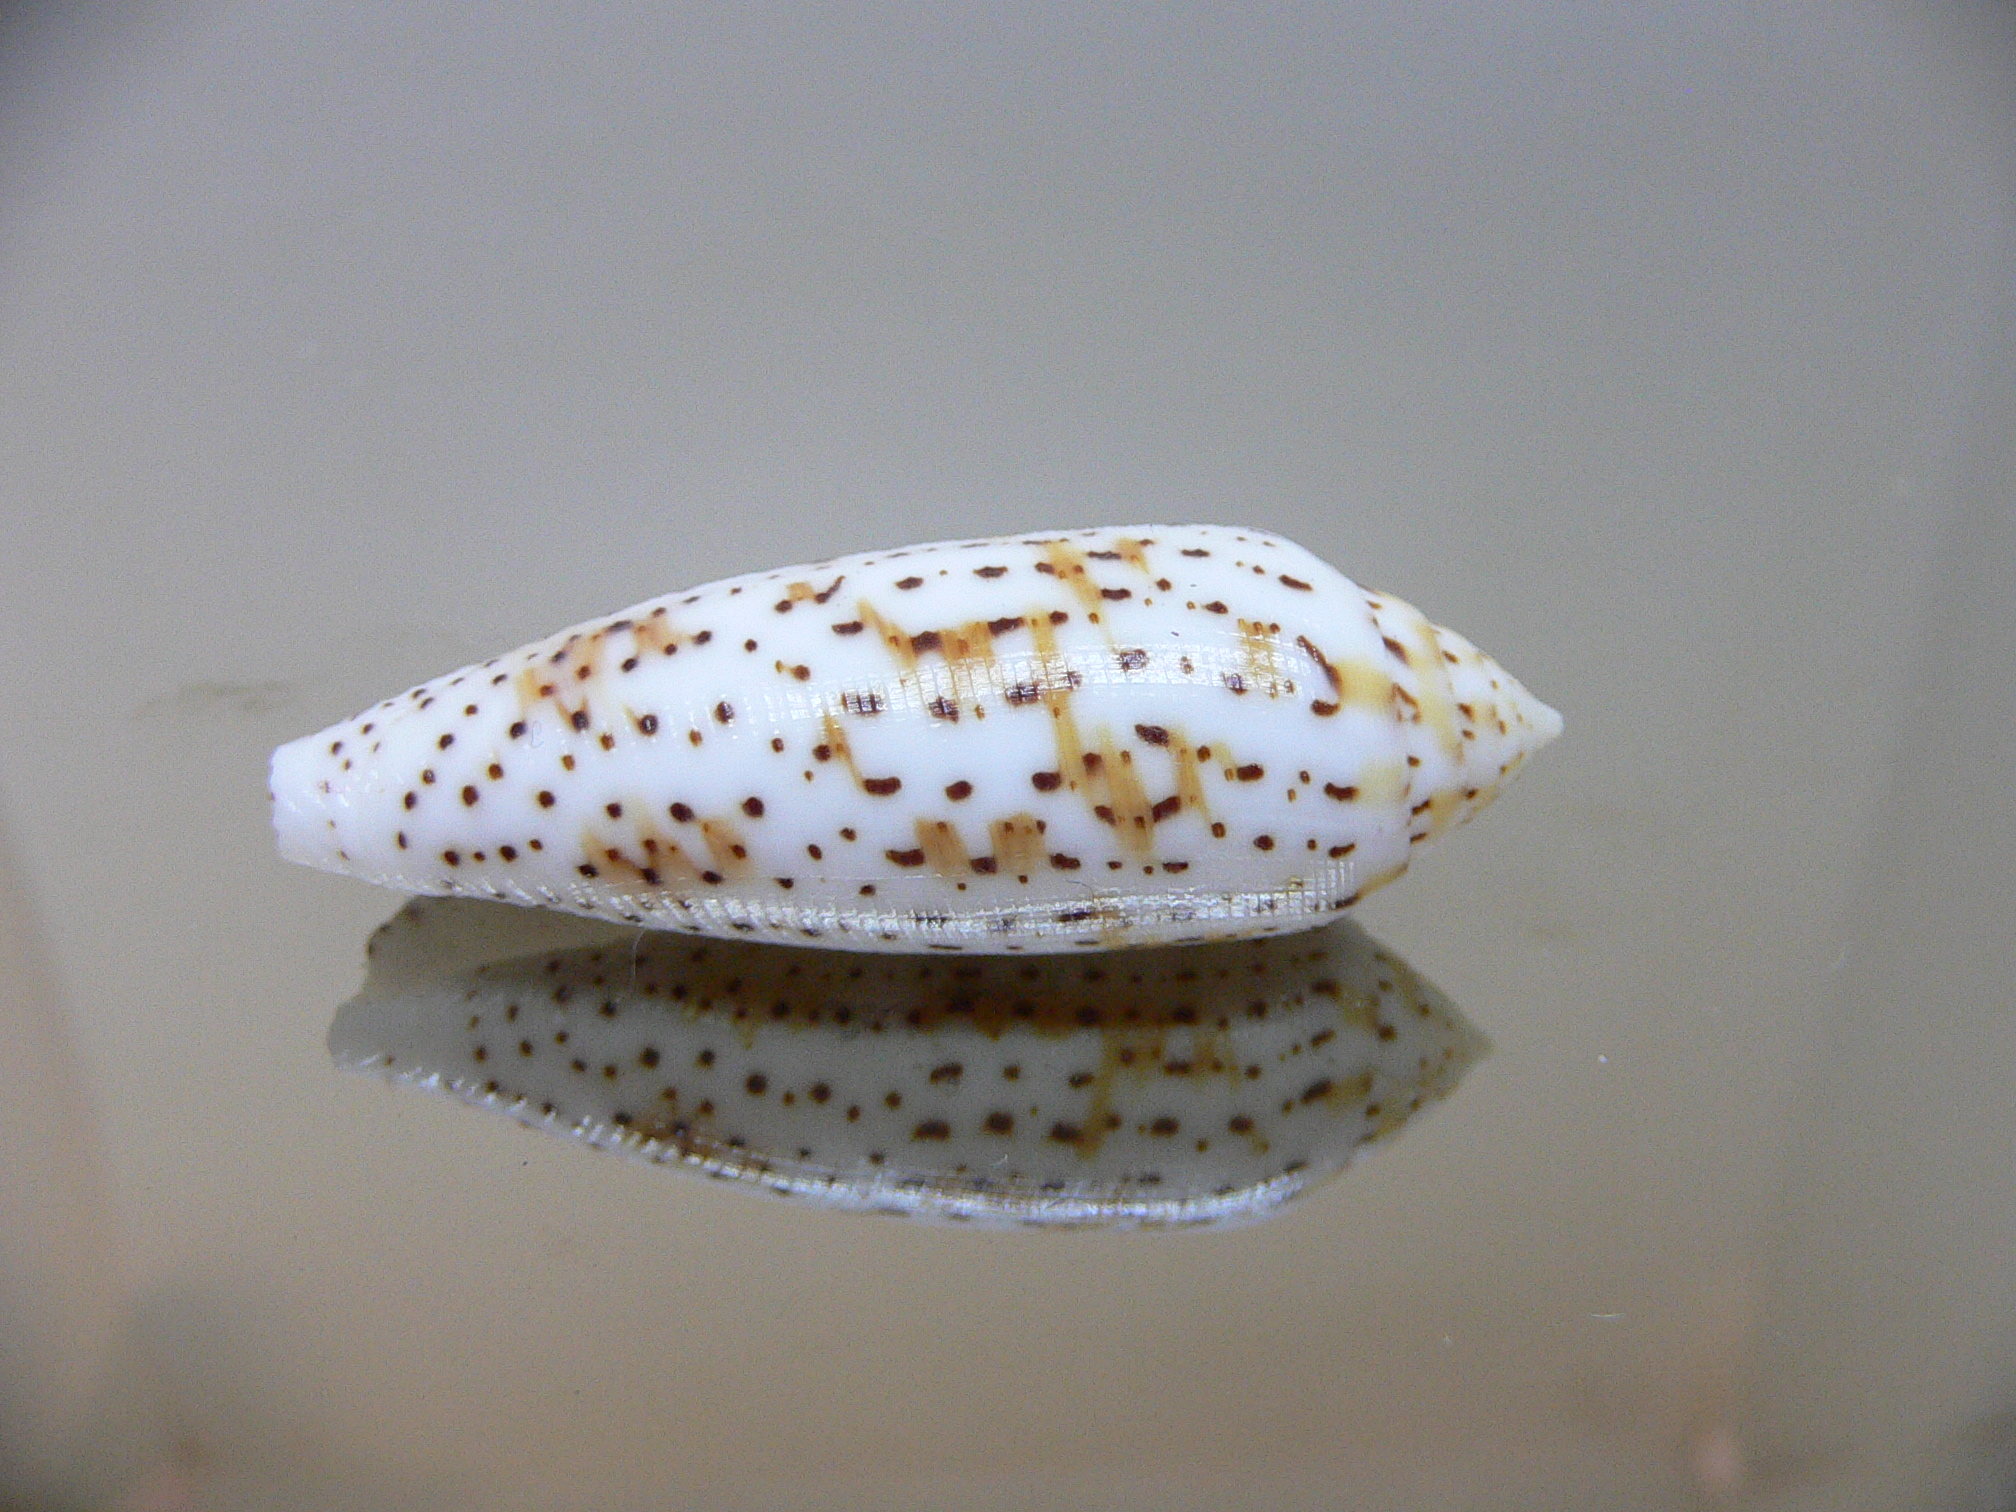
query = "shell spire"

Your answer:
(273, 525), (1560, 952)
